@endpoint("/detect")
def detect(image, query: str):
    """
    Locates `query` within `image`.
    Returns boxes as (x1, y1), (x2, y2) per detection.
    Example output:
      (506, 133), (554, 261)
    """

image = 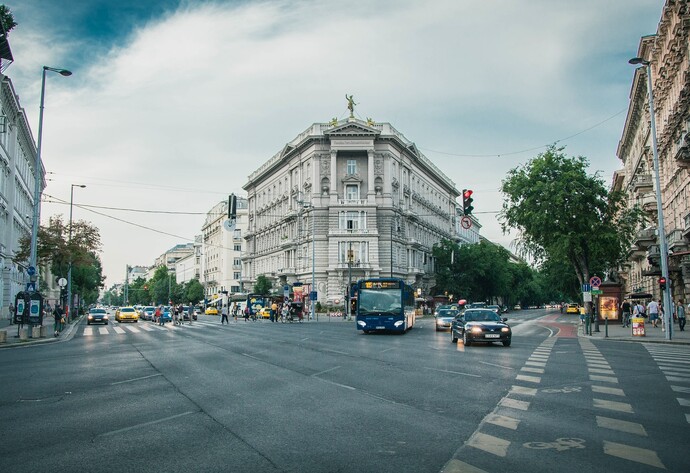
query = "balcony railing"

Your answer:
(667, 229), (688, 252)
(634, 227), (656, 250)
(337, 199), (368, 206)
(631, 174), (653, 193)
